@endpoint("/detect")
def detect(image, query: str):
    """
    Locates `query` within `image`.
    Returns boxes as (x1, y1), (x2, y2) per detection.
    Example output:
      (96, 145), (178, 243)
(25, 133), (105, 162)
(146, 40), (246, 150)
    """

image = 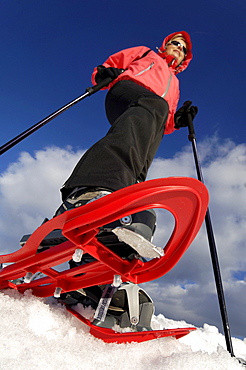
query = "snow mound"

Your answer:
(0, 290), (245, 370)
